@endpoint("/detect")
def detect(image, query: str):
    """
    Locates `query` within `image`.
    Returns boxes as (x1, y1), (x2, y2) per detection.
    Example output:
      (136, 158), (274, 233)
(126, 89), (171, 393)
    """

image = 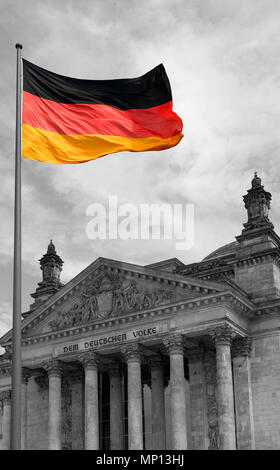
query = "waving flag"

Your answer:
(22, 60), (183, 164)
